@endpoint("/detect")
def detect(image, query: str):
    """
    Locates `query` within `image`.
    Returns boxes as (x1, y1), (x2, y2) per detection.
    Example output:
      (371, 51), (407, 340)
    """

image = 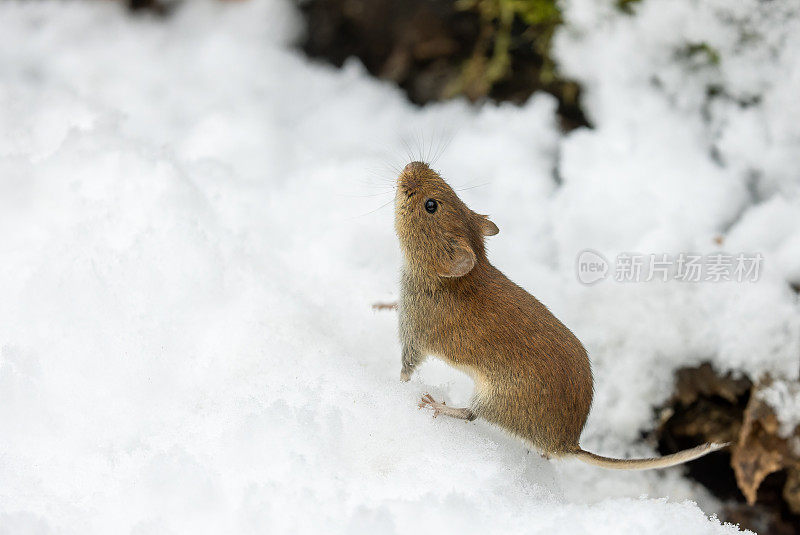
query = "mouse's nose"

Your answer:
(402, 161), (428, 175)
(398, 161), (428, 188)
